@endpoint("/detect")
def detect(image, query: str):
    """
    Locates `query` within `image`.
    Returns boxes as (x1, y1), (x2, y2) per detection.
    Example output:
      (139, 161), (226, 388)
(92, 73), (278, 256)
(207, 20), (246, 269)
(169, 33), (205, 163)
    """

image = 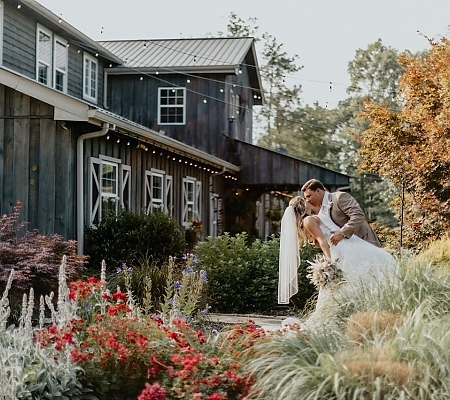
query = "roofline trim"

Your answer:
(88, 109), (240, 172)
(0, 66), (239, 172)
(21, 0), (123, 64)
